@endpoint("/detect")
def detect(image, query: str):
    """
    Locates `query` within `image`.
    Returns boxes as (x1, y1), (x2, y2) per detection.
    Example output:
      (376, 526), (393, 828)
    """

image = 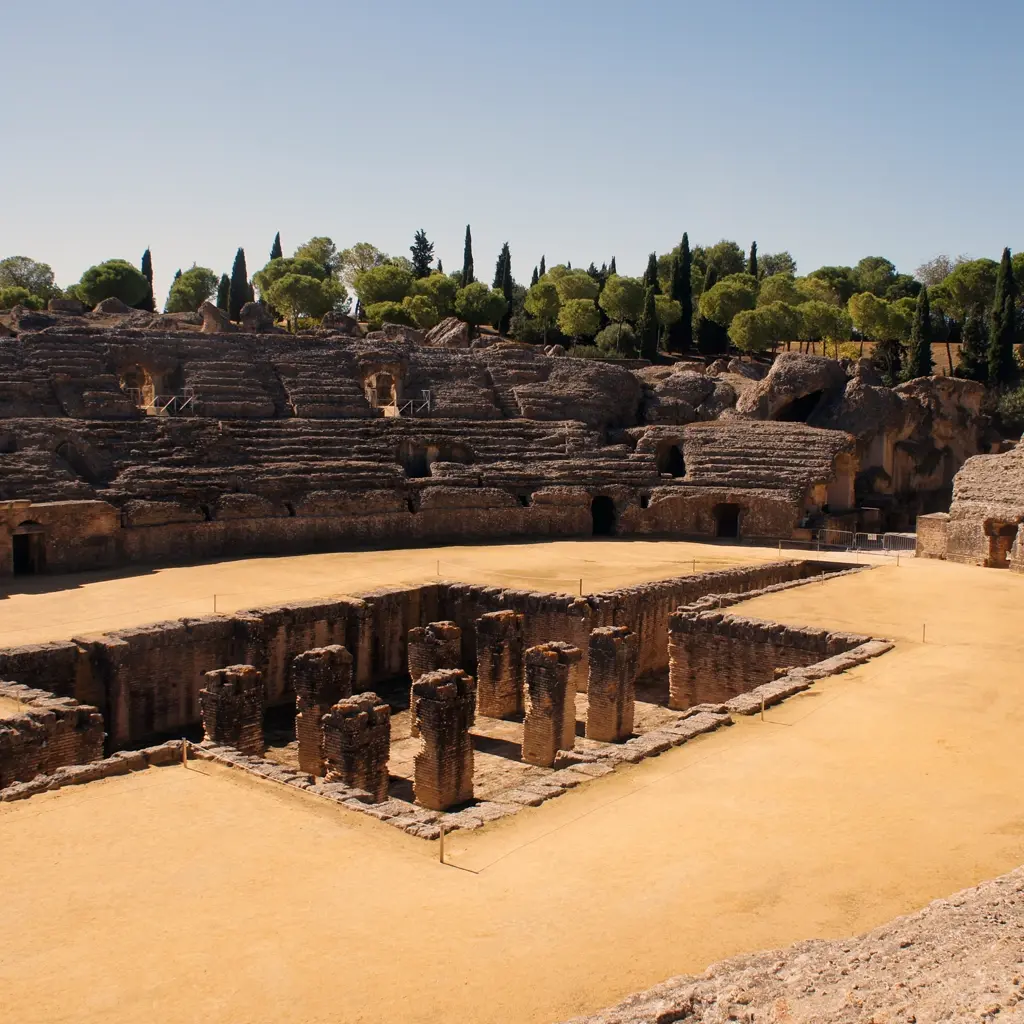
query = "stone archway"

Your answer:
(713, 503), (741, 539)
(591, 496), (617, 536)
(12, 521), (46, 575)
(983, 519), (1019, 568)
